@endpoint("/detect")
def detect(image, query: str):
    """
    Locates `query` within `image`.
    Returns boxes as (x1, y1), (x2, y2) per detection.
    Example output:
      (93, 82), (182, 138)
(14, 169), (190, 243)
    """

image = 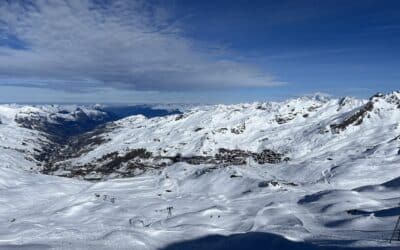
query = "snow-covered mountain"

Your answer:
(45, 92), (400, 184)
(0, 93), (399, 249)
